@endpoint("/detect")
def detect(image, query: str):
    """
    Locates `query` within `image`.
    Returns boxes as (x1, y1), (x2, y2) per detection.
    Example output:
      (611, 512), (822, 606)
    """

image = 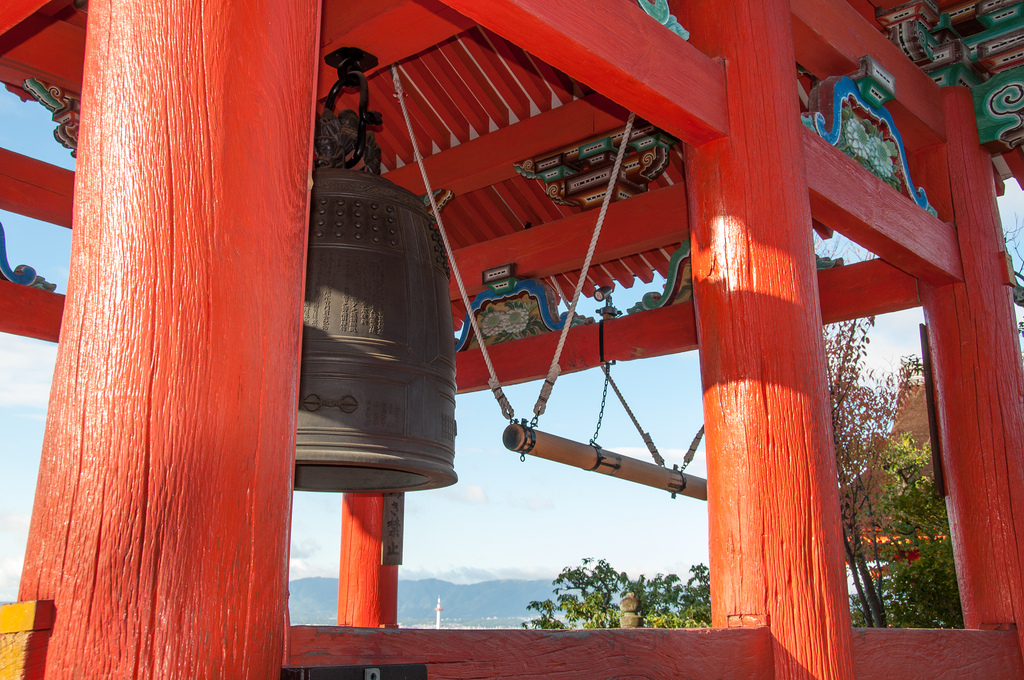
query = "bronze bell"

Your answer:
(295, 49), (457, 493)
